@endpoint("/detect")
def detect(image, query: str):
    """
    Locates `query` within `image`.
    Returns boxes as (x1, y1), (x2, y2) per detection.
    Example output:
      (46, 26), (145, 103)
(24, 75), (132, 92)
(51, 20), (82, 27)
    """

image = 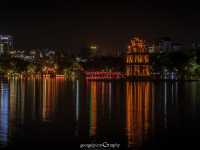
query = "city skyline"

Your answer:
(0, 1), (200, 51)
